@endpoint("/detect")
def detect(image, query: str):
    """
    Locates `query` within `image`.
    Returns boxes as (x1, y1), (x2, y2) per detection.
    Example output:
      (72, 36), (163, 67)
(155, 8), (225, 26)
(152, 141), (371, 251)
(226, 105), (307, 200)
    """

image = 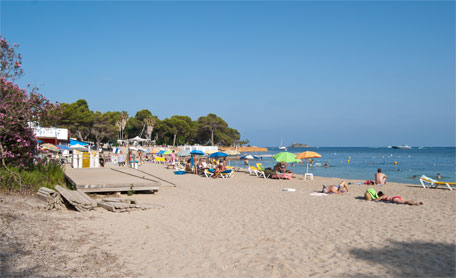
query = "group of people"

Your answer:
(320, 168), (424, 206)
